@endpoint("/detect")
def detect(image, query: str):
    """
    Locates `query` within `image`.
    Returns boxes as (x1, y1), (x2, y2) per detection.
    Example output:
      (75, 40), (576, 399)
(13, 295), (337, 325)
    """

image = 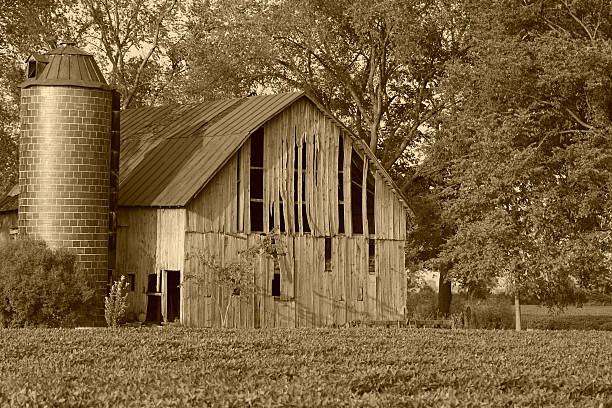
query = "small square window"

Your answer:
(127, 274), (135, 291)
(324, 238), (332, 271)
